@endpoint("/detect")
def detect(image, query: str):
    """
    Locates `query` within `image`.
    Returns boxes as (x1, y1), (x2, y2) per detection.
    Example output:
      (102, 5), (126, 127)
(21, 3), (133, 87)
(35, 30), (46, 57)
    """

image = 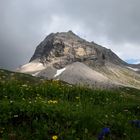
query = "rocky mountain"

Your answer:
(17, 31), (140, 89)
(29, 31), (126, 67)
